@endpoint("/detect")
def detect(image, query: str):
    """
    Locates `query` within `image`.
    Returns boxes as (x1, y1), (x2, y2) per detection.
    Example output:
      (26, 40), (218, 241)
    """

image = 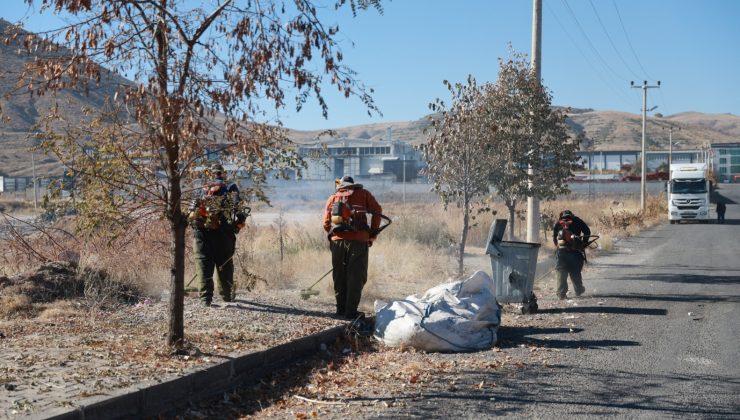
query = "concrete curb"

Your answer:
(35, 324), (347, 420)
